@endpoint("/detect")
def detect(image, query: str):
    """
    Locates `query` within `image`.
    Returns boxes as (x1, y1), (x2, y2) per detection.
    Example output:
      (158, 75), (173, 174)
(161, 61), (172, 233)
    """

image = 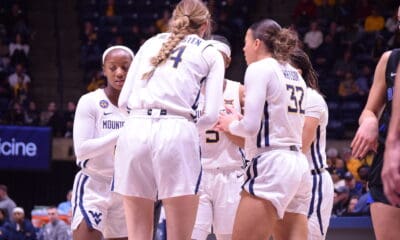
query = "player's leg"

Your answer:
(73, 220), (103, 240)
(213, 169), (243, 240)
(192, 175), (213, 240)
(123, 195), (154, 240)
(273, 212), (308, 240)
(232, 191), (278, 240)
(371, 202), (400, 240)
(163, 194), (199, 240)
